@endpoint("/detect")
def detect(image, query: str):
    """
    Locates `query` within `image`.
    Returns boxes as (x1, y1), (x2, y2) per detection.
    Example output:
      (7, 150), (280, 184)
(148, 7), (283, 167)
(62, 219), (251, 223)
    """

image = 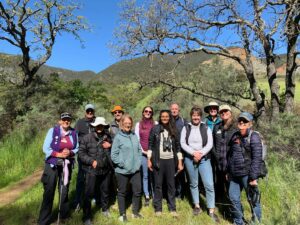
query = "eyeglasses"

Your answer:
(144, 110), (152, 114)
(220, 110), (229, 115)
(86, 109), (94, 114)
(114, 111), (123, 115)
